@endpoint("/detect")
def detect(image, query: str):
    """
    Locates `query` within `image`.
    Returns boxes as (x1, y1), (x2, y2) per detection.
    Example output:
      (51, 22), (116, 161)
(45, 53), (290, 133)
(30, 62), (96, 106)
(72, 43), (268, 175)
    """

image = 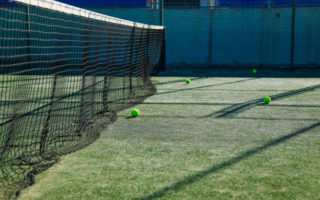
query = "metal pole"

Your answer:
(290, 0), (296, 71)
(160, 0), (164, 25)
